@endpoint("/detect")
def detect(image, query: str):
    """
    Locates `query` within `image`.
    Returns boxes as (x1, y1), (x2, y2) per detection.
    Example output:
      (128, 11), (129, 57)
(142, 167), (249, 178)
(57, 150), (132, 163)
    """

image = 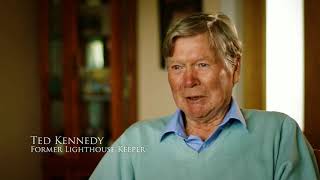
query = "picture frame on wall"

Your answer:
(159, 0), (203, 69)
